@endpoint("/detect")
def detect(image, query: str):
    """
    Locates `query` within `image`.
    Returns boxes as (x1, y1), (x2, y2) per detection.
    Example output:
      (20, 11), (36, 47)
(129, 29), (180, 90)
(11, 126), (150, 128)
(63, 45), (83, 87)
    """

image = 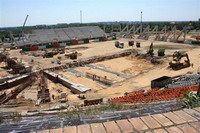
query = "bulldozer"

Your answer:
(169, 51), (191, 70)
